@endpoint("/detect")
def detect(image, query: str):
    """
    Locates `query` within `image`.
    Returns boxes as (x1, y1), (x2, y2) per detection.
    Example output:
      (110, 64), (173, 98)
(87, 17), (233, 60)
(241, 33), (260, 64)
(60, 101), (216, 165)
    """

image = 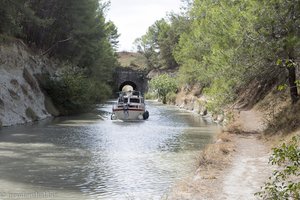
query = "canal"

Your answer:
(0, 101), (219, 200)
